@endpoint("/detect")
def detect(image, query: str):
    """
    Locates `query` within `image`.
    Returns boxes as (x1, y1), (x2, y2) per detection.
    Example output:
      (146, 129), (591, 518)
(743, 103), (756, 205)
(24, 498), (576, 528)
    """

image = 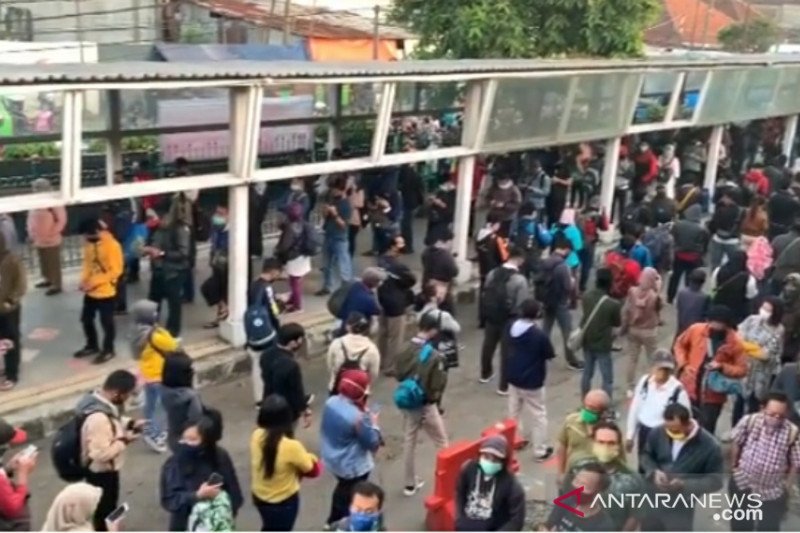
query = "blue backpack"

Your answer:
(244, 281), (276, 348)
(393, 344), (434, 410)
